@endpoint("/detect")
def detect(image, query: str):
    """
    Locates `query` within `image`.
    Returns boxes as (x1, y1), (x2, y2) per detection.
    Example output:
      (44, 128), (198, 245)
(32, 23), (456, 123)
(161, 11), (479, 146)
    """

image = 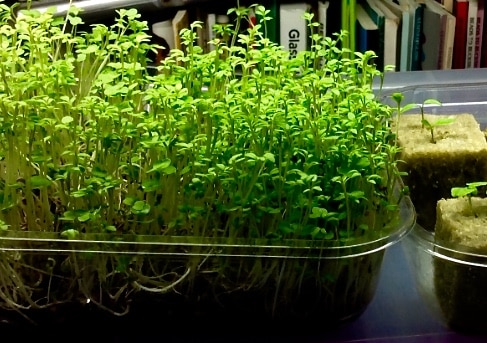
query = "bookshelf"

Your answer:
(12, 0), (487, 71)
